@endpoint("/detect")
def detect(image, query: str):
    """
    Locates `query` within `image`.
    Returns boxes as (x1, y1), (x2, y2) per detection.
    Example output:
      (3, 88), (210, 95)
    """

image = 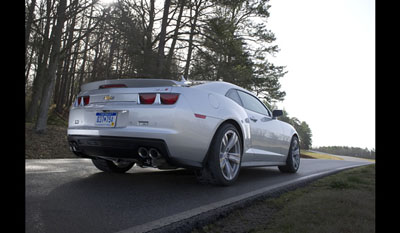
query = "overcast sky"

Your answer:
(267, 0), (375, 149)
(99, 0), (375, 150)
